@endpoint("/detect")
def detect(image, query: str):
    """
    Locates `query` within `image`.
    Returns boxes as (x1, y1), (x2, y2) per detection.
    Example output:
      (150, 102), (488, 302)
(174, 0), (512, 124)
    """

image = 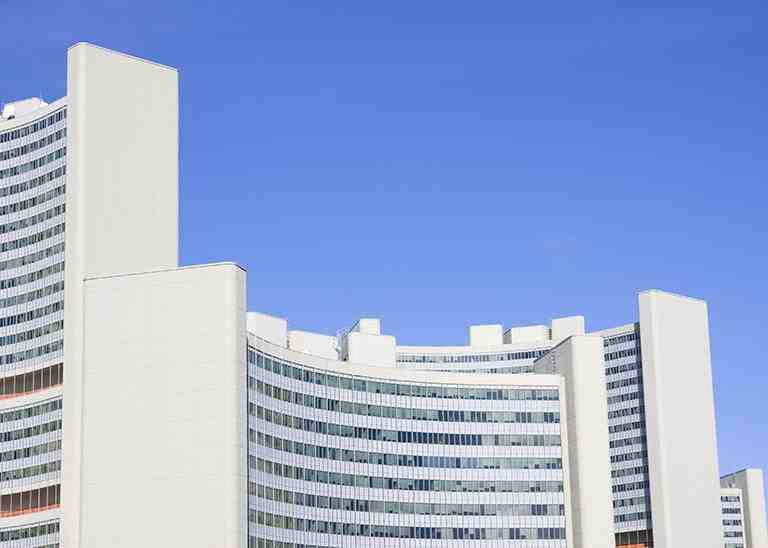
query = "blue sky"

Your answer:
(2, 1), (766, 489)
